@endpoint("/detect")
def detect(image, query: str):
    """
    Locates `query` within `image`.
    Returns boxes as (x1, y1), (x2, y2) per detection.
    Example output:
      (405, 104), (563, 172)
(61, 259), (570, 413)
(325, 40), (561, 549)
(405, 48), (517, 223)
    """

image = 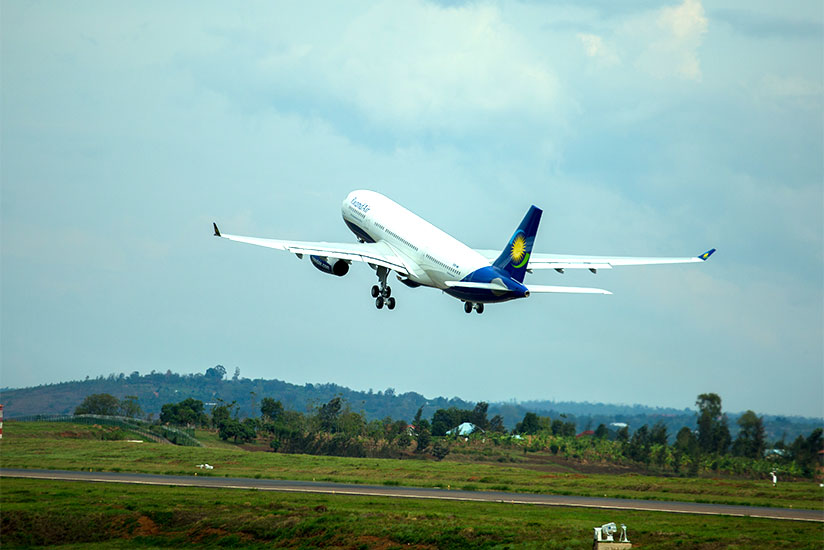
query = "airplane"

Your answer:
(213, 190), (715, 314)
